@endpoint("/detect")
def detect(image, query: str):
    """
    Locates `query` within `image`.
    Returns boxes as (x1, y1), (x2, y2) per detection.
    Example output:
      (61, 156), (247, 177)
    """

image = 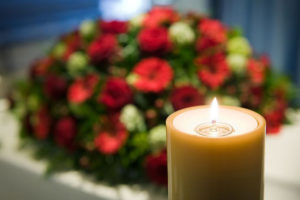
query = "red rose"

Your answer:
(196, 53), (230, 89)
(94, 115), (127, 154)
(171, 85), (204, 110)
(99, 78), (132, 110)
(133, 57), (173, 93)
(68, 74), (99, 104)
(54, 117), (77, 150)
(145, 150), (167, 186)
(138, 27), (172, 54)
(33, 107), (52, 140)
(88, 34), (117, 64)
(247, 58), (267, 85)
(61, 31), (82, 61)
(198, 18), (227, 44)
(30, 57), (54, 79)
(143, 6), (179, 28)
(43, 74), (67, 99)
(100, 20), (128, 34)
